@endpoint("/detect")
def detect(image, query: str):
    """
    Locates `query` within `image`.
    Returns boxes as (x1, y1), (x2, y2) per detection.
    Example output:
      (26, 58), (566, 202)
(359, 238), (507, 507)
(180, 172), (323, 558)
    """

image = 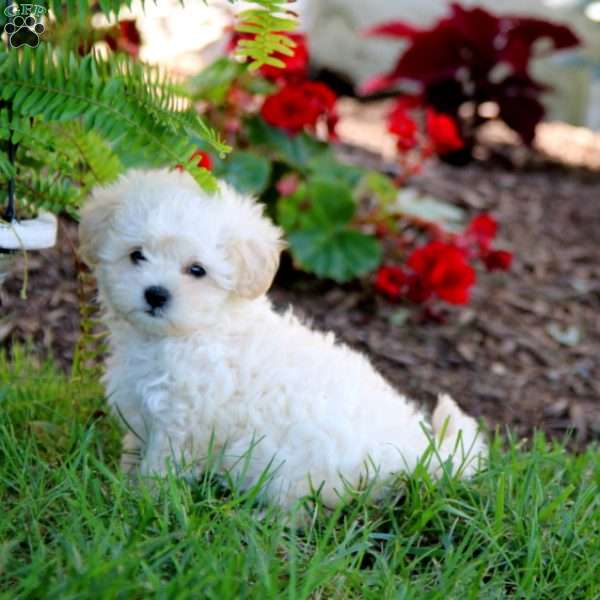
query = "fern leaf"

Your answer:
(234, 0), (299, 70)
(16, 172), (81, 218)
(0, 47), (229, 192)
(51, 123), (123, 188)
